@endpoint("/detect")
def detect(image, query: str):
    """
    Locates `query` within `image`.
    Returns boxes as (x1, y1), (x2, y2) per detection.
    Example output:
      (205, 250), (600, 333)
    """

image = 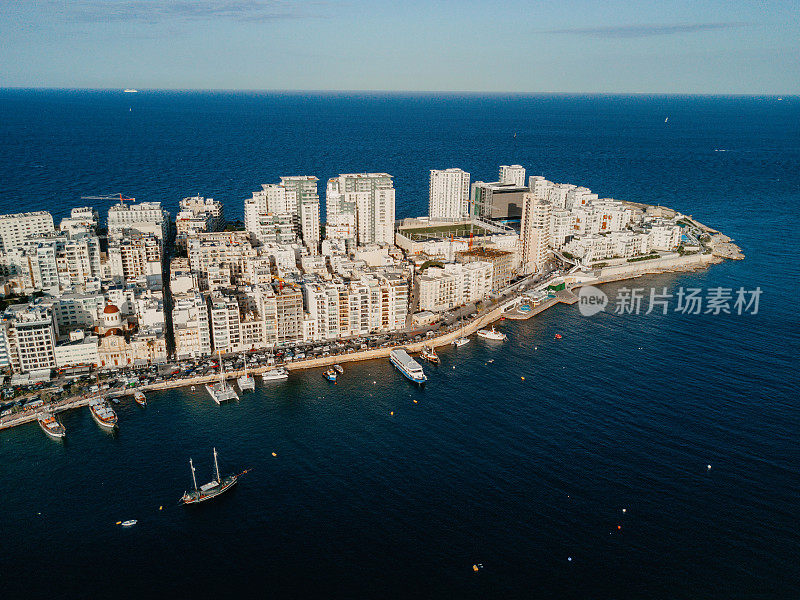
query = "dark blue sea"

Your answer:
(0, 91), (798, 599)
